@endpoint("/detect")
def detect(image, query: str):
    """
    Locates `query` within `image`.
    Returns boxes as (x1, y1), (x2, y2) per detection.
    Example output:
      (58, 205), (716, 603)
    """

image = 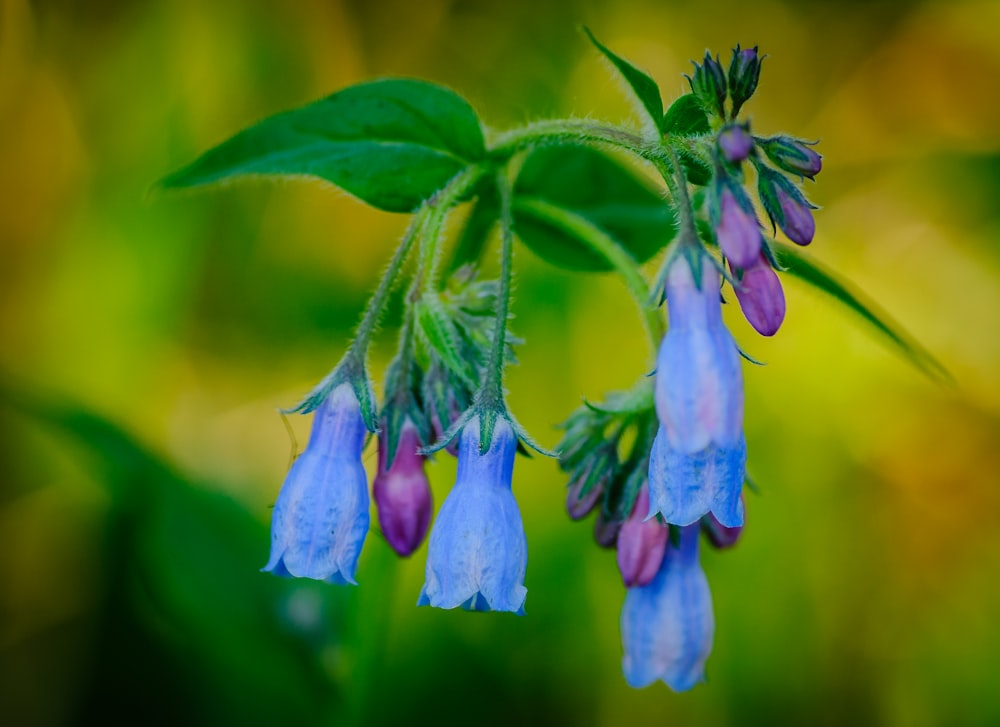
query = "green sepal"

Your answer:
(773, 242), (952, 383)
(414, 295), (478, 389)
(283, 351), (378, 432)
(159, 79), (485, 213)
(582, 27), (664, 131)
